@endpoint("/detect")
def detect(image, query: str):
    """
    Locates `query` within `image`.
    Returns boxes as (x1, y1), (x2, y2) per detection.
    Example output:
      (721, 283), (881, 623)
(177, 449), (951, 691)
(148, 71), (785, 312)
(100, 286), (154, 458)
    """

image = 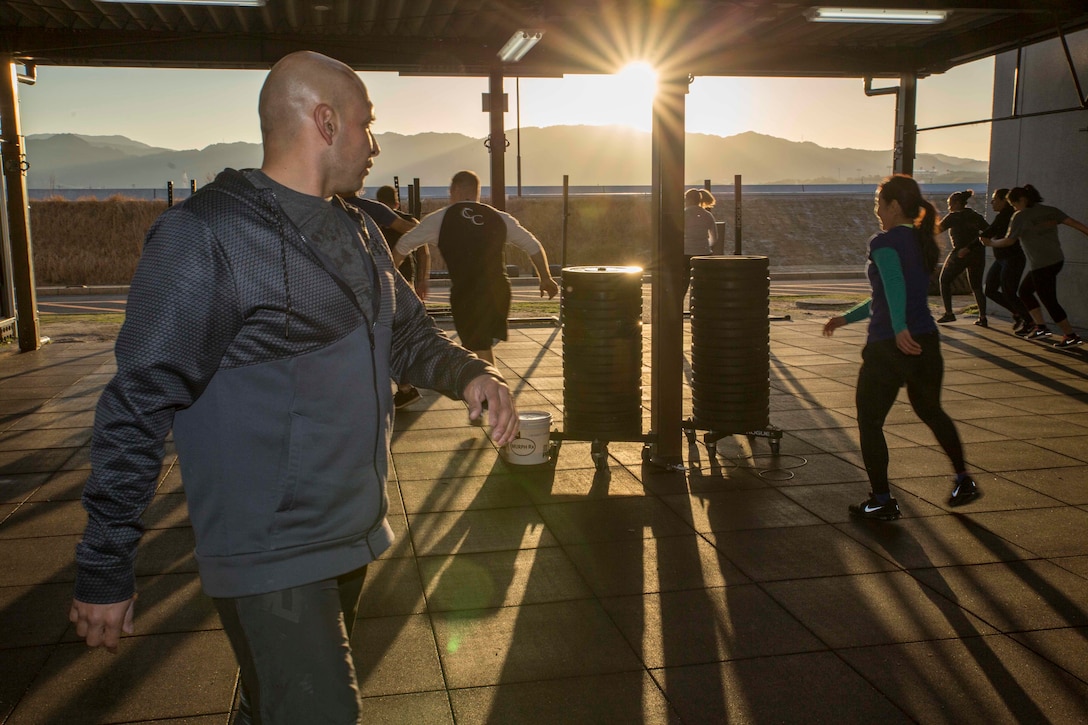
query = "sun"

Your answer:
(615, 61), (659, 99)
(580, 61), (657, 131)
(517, 60), (661, 132)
